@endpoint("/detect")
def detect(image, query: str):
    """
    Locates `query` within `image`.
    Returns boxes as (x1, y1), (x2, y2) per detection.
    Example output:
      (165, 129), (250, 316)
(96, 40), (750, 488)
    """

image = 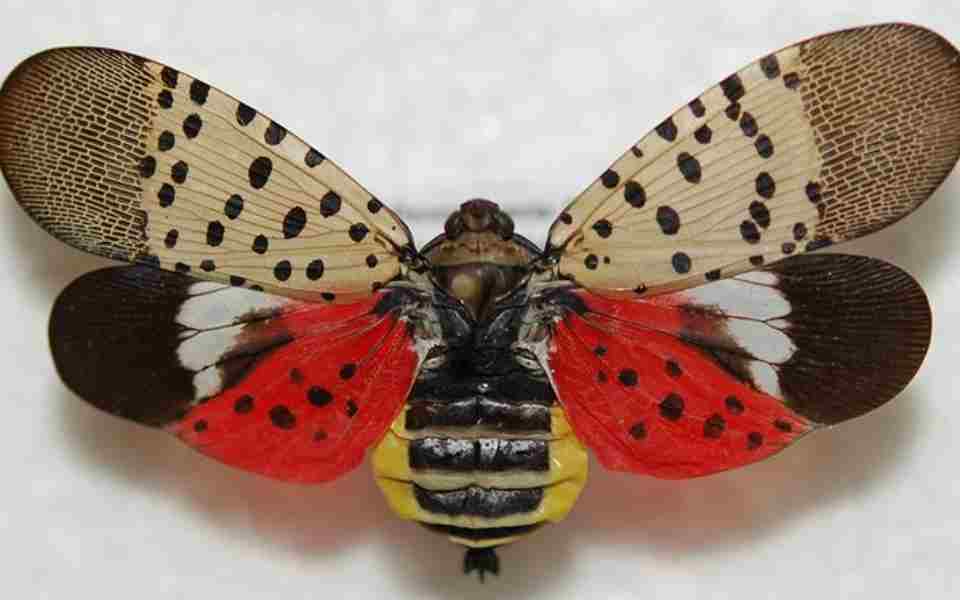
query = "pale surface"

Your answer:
(1, 1), (958, 598)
